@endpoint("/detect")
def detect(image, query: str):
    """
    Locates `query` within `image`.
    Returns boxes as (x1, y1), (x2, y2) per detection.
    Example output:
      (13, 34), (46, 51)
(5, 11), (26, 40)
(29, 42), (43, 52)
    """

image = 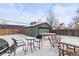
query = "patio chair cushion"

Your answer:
(17, 43), (25, 47)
